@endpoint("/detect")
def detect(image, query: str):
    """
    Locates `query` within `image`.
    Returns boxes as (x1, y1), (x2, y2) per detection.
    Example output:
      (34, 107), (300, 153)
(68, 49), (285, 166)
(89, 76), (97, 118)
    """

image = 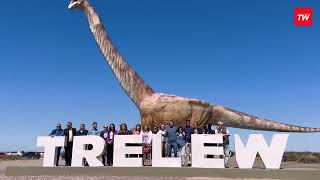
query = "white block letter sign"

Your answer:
(235, 134), (288, 169)
(37, 136), (66, 167)
(152, 134), (181, 167)
(71, 136), (105, 167)
(113, 135), (143, 167)
(192, 134), (224, 168)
